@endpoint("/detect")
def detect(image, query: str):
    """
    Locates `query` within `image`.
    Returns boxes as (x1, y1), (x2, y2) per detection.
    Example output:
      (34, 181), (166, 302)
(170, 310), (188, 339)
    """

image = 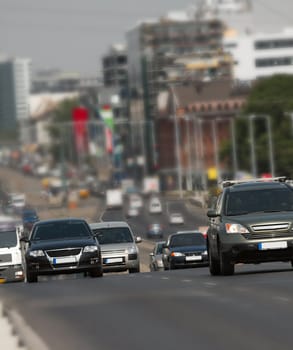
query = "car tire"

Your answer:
(129, 267), (140, 273)
(219, 252), (234, 275)
(26, 270), (38, 283)
(89, 267), (103, 278)
(208, 245), (221, 276)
